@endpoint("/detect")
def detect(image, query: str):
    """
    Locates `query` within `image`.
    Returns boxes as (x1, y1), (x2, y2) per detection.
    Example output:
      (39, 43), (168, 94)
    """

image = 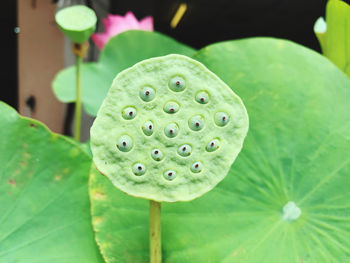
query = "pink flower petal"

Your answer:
(106, 14), (123, 27)
(110, 23), (132, 36)
(139, 16), (154, 31)
(102, 17), (111, 29)
(91, 33), (111, 50)
(107, 15), (136, 34)
(91, 11), (154, 50)
(123, 11), (140, 28)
